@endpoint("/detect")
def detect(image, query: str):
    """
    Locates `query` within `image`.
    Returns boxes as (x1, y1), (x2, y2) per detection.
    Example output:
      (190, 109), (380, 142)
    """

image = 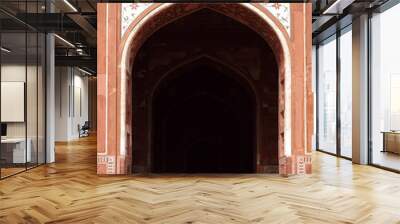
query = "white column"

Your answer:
(46, 33), (56, 163)
(352, 14), (369, 164)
